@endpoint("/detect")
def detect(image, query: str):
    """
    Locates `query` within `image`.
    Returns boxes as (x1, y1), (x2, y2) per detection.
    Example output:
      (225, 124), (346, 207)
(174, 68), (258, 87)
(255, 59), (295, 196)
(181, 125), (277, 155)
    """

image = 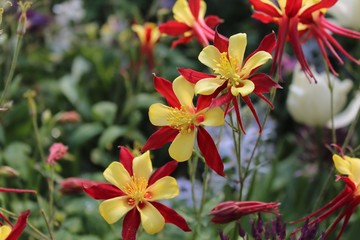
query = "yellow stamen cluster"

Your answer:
(124, 176), (150, 205)
(167, 106), (196, 133)
(213, 52), (247, 91)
